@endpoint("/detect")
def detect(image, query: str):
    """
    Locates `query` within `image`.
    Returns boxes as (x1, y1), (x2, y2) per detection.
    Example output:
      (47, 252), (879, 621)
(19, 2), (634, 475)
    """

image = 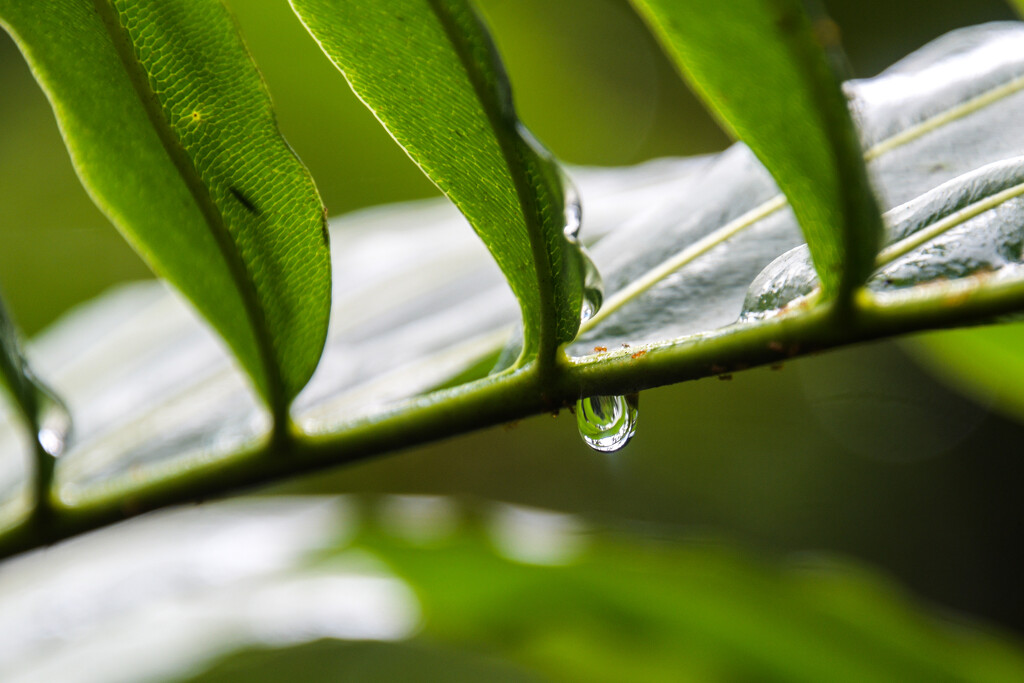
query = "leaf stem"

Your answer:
(6, 267), (1024, 560)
